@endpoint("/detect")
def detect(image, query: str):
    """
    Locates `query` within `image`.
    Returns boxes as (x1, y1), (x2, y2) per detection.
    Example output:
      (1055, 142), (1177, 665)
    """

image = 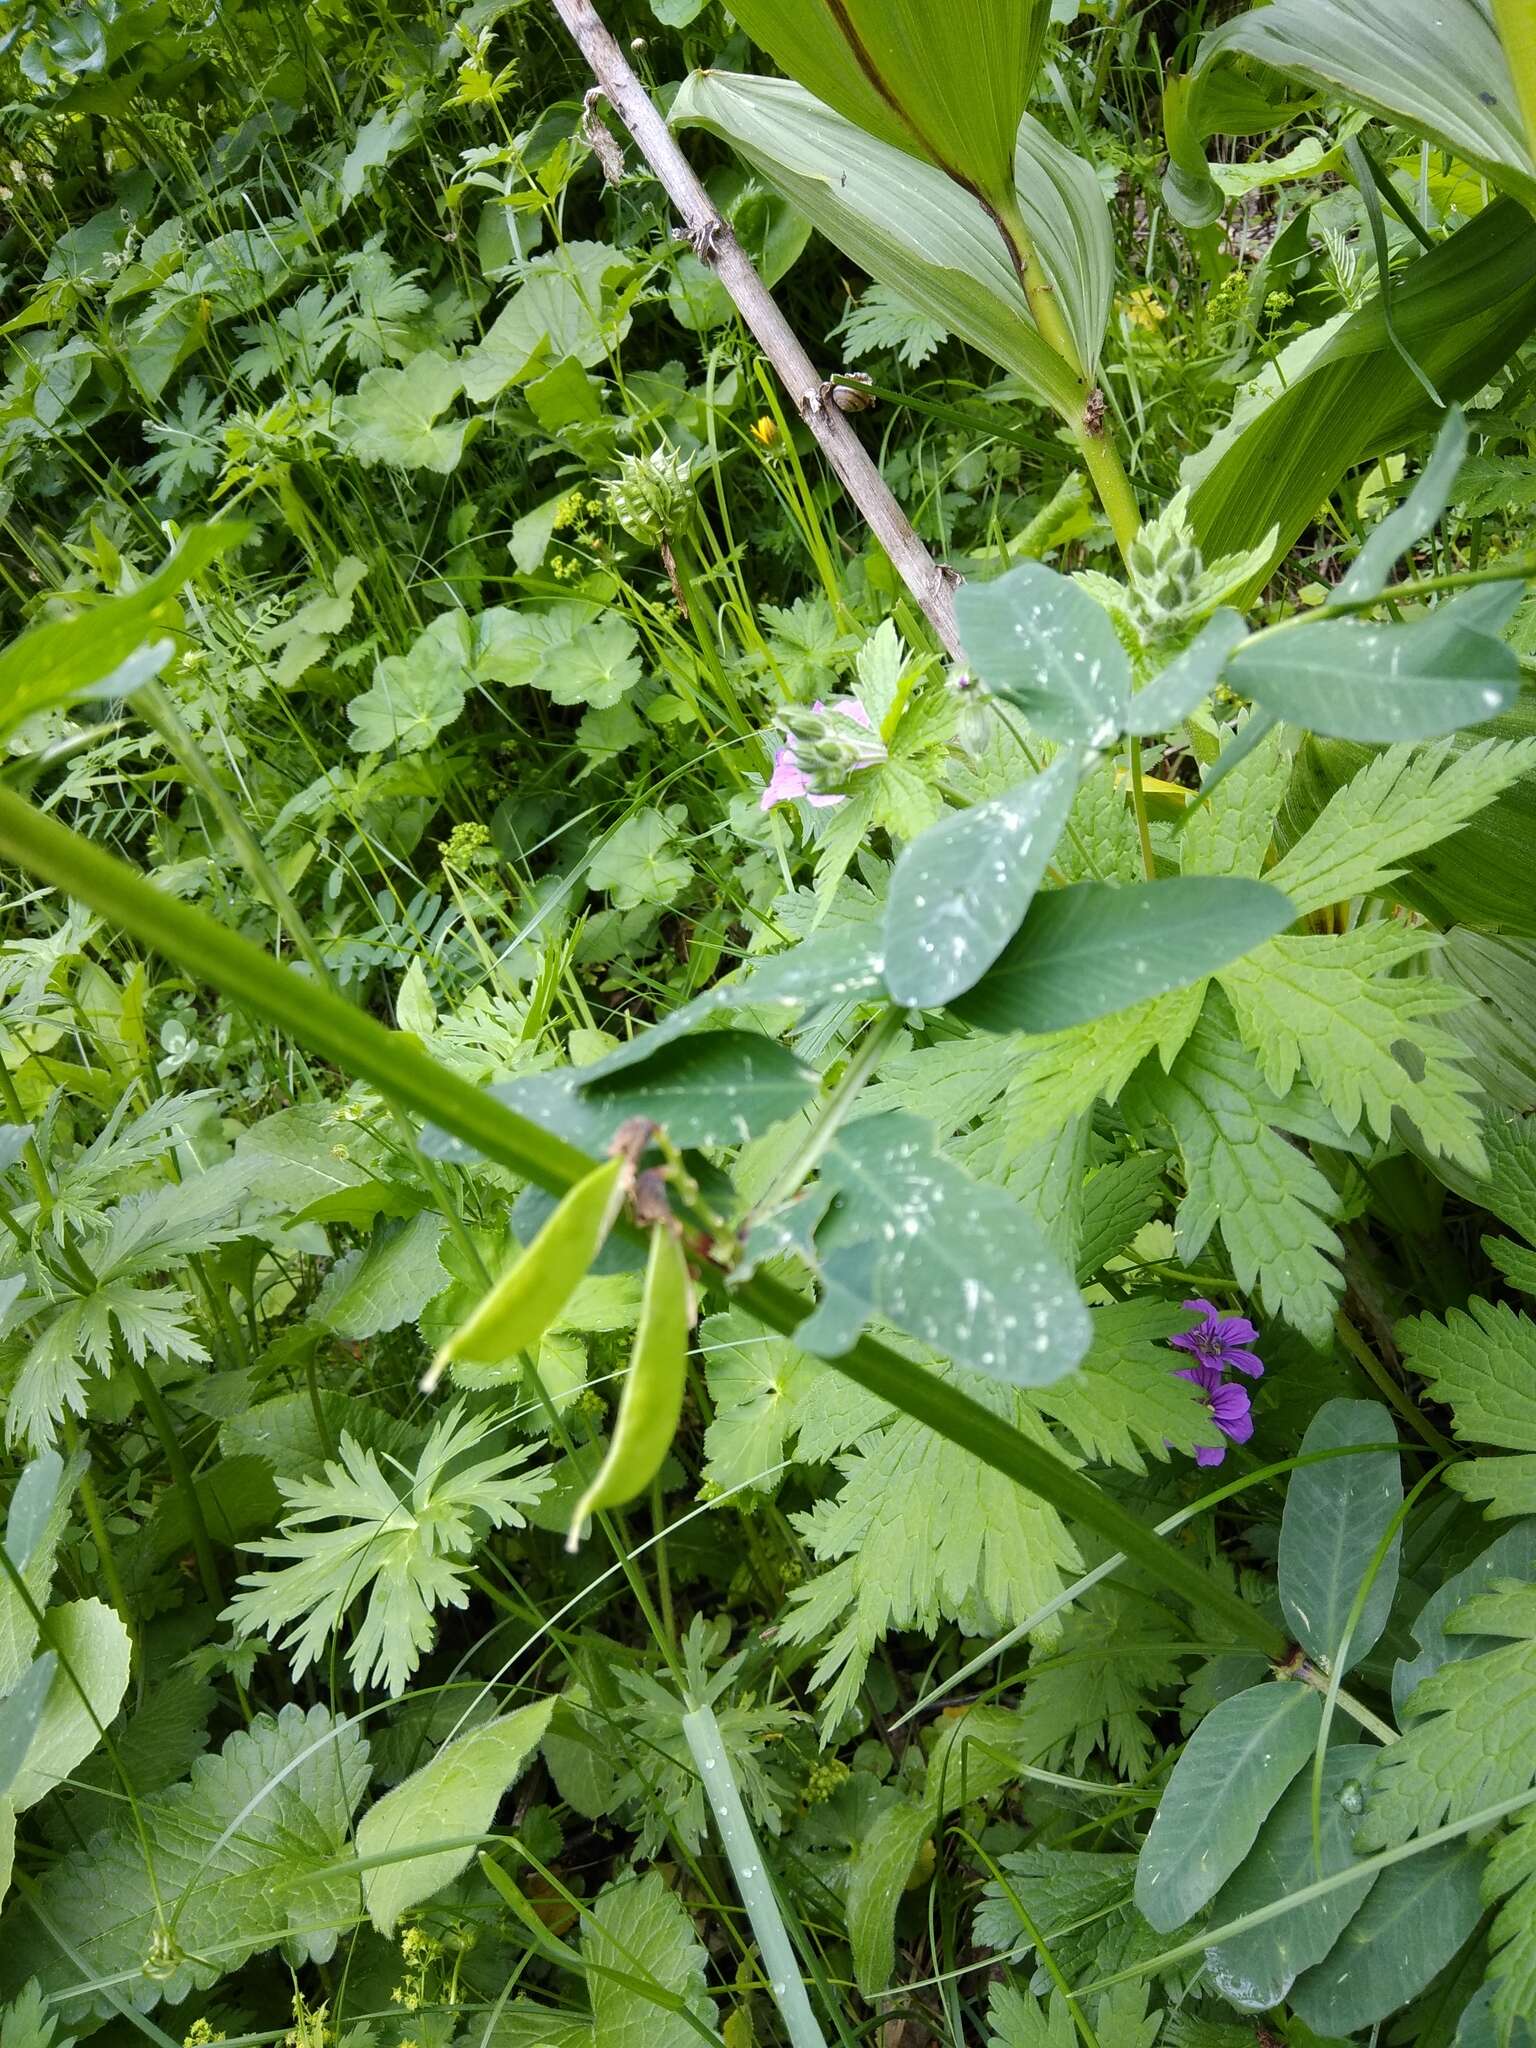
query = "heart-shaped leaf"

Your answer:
(882, 751), (1081, 1009)
(794, 1111), (1091, 1386)
(1134, 1682), (1323, 1932)
(949, 878), (1294, 1036)
(956, 562), (1131, 744)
